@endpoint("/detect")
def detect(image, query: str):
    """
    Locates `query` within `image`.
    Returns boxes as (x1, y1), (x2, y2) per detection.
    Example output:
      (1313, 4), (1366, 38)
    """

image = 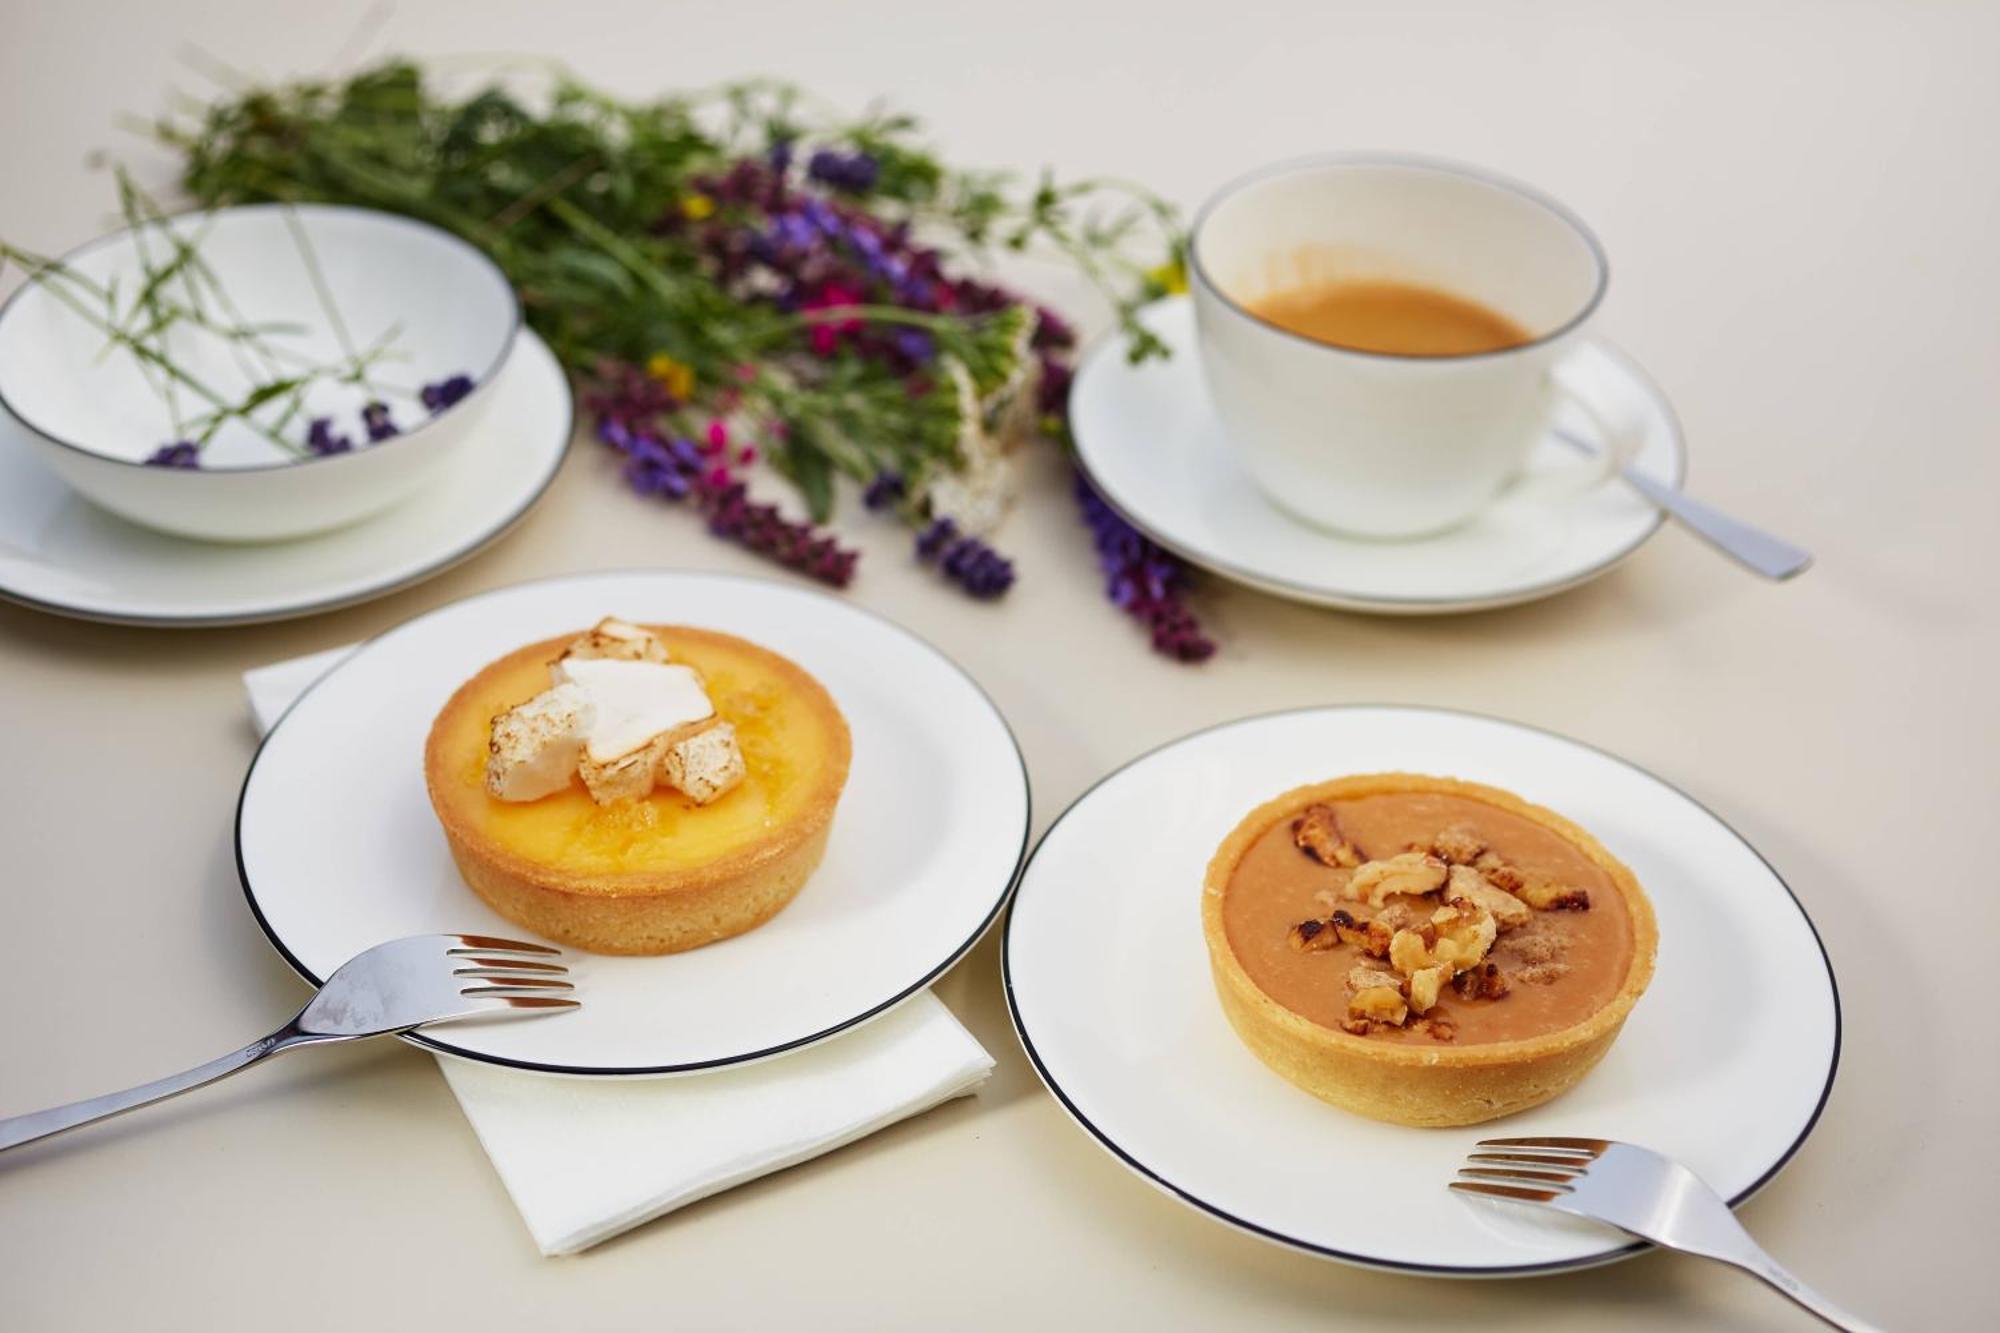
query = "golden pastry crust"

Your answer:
(425, 625), (850, 955)
(1202, 773), (1658, 1128)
